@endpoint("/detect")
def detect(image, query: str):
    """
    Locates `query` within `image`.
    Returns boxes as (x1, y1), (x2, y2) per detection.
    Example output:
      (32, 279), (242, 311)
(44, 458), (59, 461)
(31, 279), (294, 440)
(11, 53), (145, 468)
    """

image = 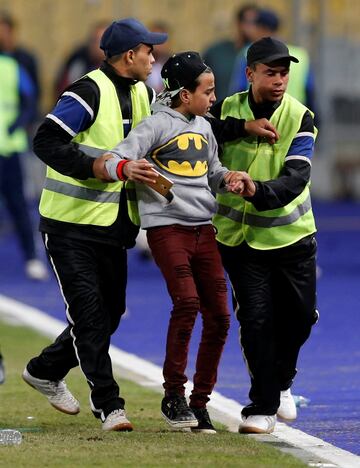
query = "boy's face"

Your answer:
(246, 61), (290, 103)
(185, 72), (216, 116)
